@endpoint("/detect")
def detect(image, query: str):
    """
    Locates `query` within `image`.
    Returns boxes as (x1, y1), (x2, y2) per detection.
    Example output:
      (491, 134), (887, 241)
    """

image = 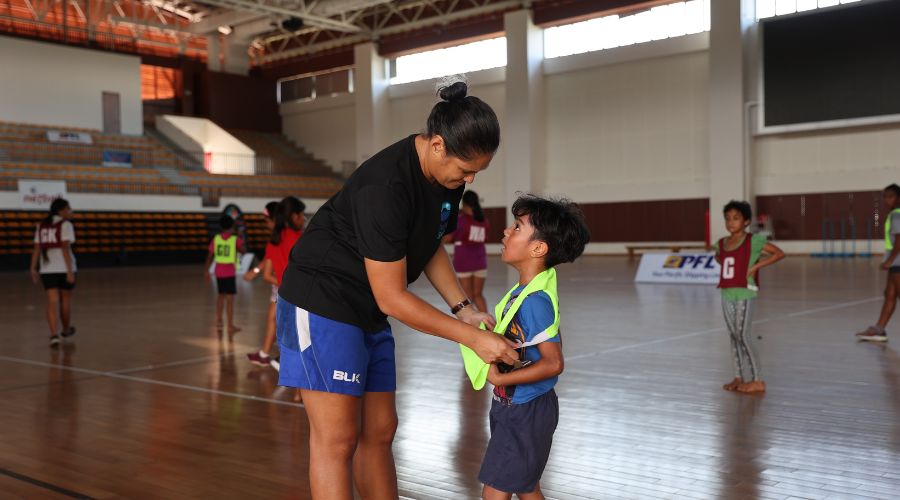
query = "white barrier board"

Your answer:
(634, 252), (720, 285)
(18, 179), (67, 209)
